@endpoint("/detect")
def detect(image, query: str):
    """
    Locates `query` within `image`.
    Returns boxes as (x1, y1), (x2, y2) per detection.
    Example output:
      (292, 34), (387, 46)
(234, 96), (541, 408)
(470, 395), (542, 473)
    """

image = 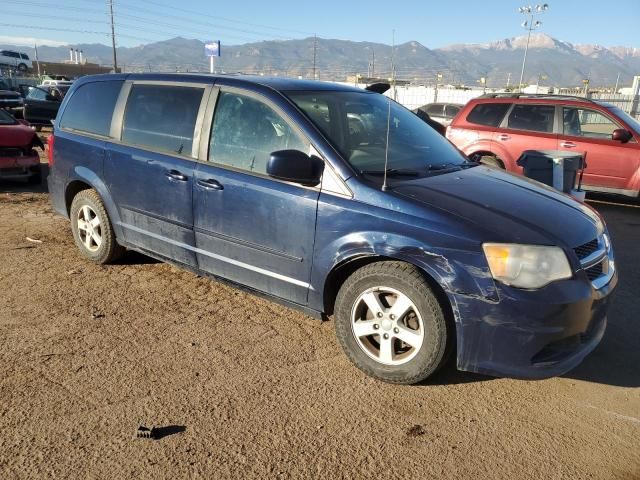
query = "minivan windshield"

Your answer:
(286, 90), (471, 178)
(606, 106), (640, 135)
